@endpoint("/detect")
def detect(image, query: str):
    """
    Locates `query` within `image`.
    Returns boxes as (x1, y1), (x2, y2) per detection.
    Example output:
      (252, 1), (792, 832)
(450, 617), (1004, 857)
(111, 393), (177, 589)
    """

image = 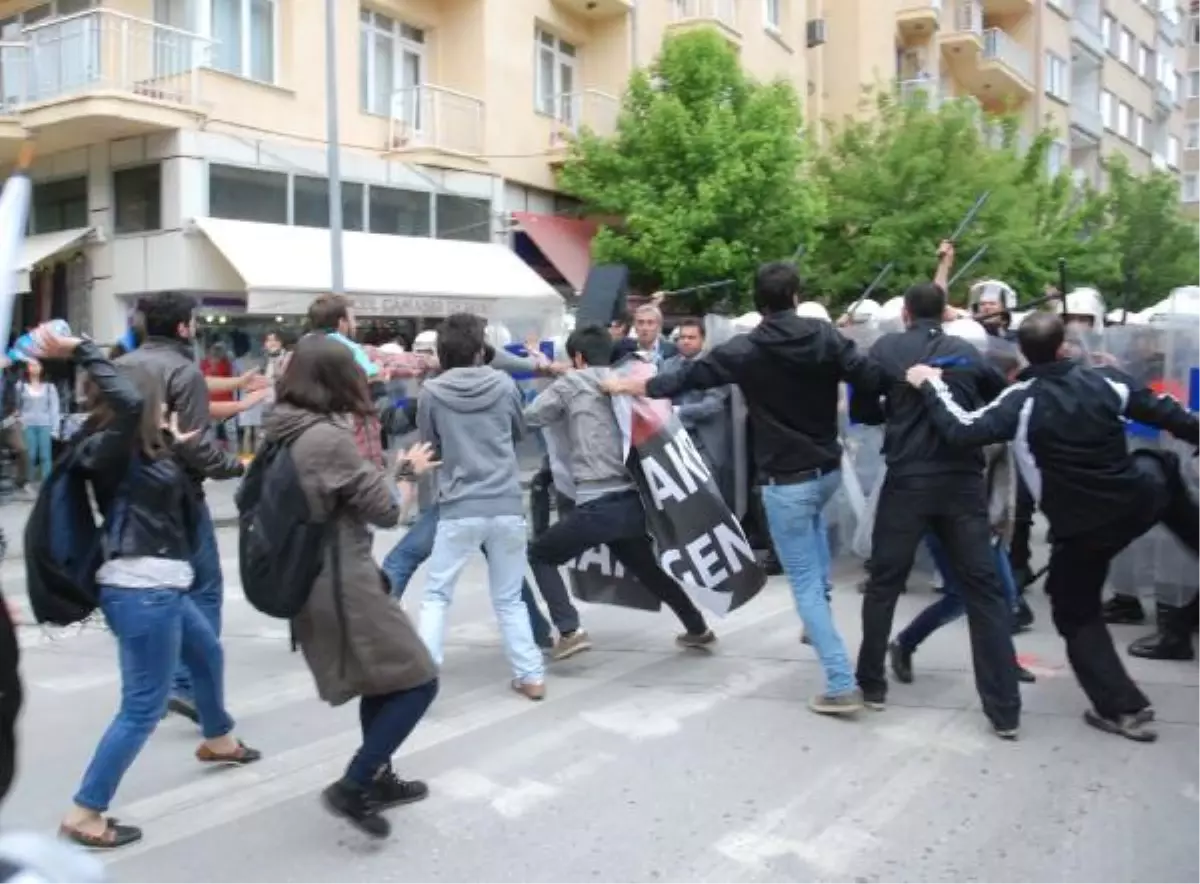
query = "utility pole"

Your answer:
(324, 0), (345, 295)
